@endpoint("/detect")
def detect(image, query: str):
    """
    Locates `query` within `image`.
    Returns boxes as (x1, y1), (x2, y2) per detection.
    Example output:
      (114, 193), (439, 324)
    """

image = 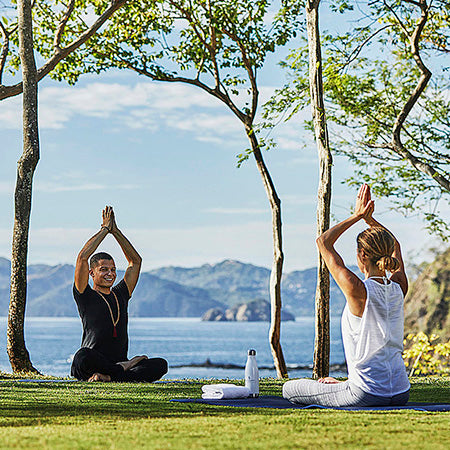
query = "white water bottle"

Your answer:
(245, 349), (259, 398)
